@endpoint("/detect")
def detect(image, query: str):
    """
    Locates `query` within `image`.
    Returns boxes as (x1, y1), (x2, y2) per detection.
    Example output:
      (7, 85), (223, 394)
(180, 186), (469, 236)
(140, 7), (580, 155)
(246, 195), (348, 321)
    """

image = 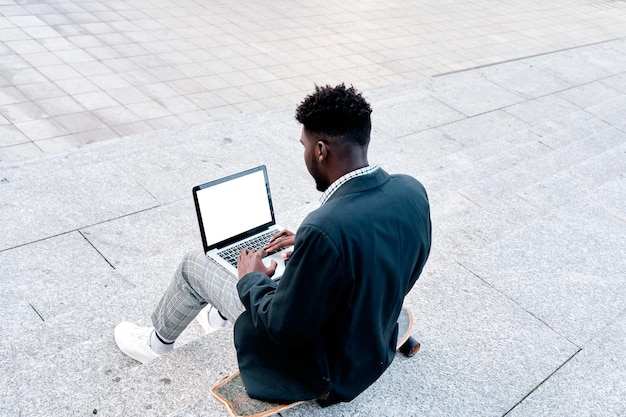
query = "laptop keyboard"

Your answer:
(217, 230), (277, 267)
